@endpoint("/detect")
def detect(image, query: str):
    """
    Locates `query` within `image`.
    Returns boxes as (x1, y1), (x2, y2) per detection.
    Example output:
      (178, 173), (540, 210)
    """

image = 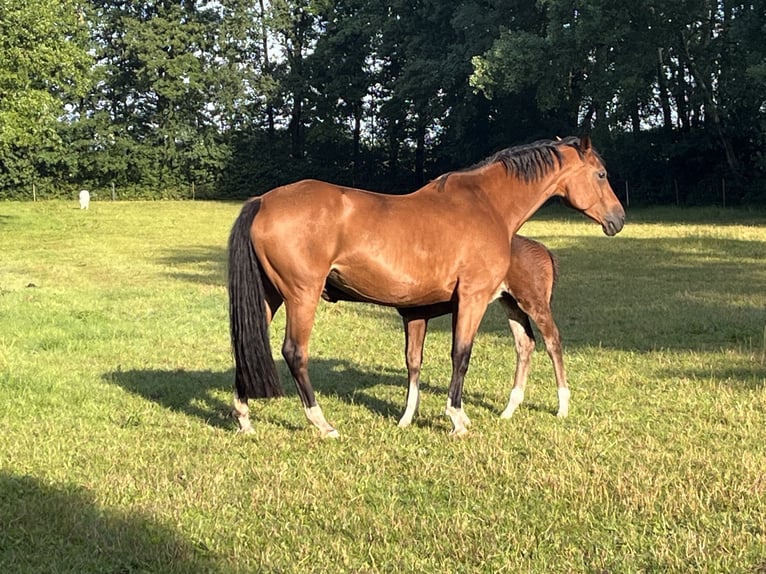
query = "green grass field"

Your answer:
(1, 200), (764, 573)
